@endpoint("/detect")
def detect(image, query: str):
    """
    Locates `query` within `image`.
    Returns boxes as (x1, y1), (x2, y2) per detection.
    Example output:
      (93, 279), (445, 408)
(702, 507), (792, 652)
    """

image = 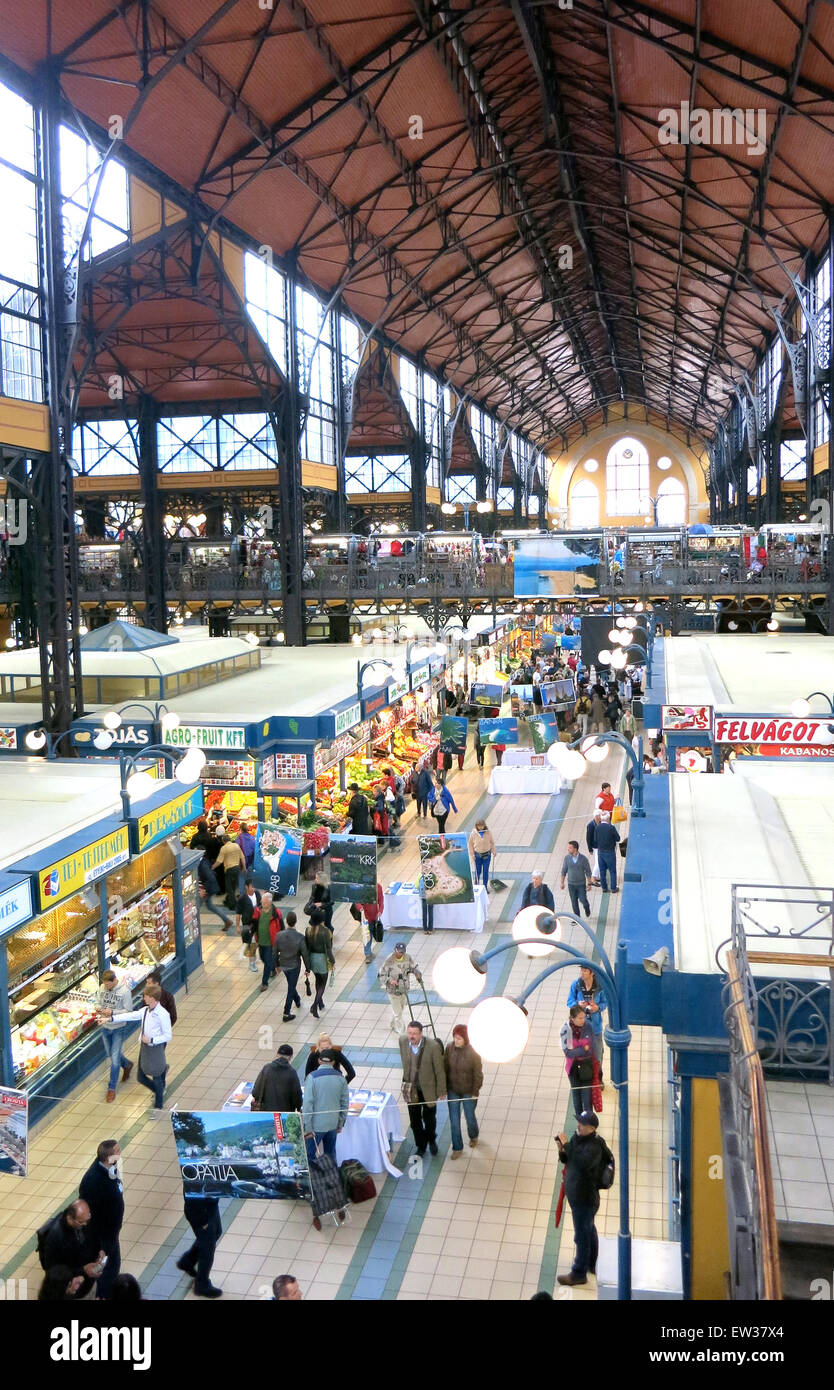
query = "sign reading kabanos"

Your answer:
(713, 715), (834, 746)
